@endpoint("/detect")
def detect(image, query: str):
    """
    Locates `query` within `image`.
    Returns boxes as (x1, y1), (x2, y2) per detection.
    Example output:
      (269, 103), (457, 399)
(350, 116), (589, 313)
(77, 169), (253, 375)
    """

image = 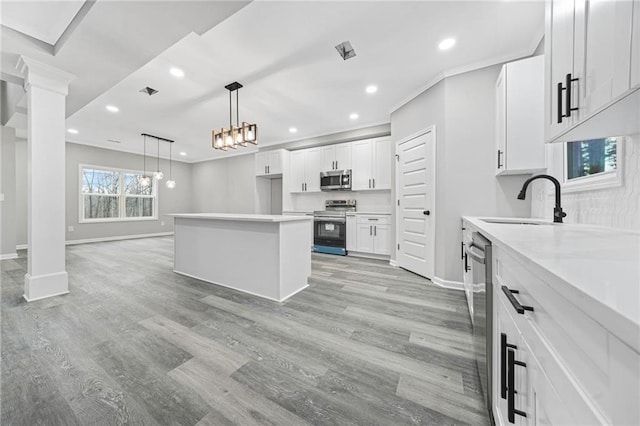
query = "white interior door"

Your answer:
(396, 128), (435, 279)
